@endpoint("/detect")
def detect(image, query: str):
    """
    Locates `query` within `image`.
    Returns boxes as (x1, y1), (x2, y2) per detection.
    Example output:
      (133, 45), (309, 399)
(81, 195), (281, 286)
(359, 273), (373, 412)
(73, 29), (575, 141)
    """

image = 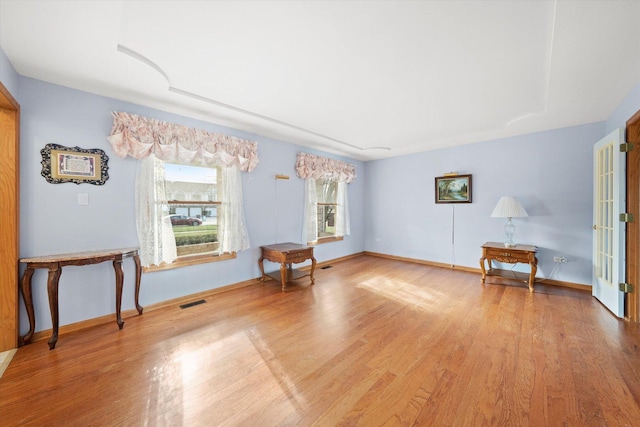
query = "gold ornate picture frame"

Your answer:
(41, 144), (109, 185)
